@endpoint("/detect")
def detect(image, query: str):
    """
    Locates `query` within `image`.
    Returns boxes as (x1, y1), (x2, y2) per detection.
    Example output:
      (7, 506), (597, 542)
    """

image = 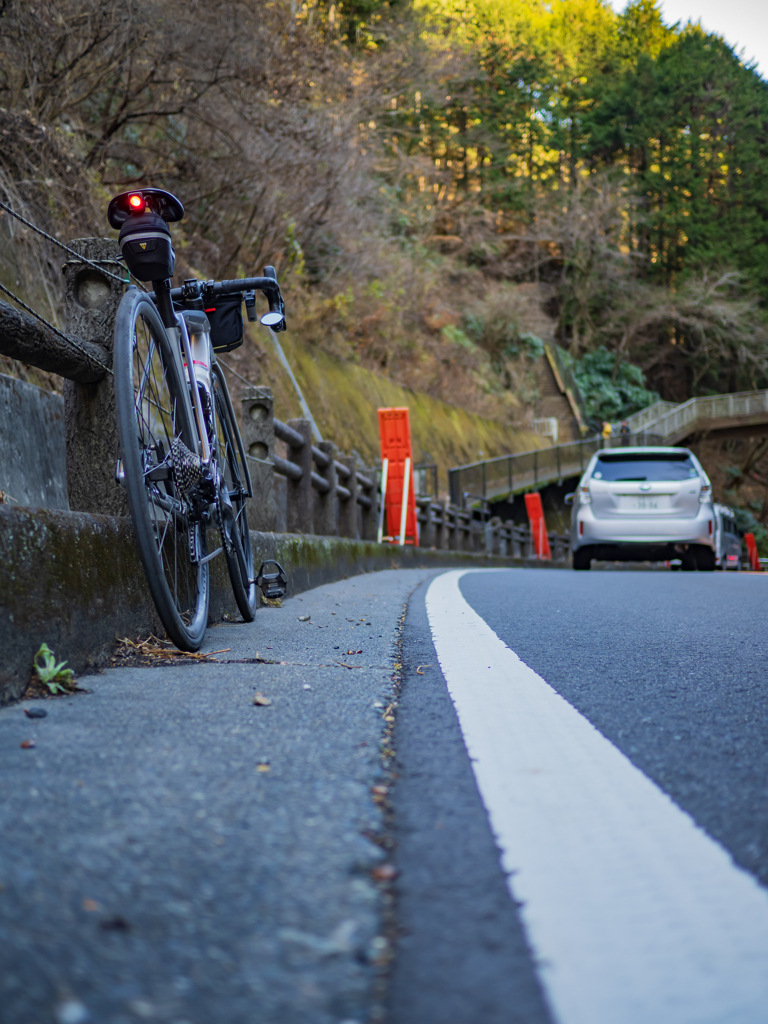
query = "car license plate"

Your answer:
(632, 497), (660, 511)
